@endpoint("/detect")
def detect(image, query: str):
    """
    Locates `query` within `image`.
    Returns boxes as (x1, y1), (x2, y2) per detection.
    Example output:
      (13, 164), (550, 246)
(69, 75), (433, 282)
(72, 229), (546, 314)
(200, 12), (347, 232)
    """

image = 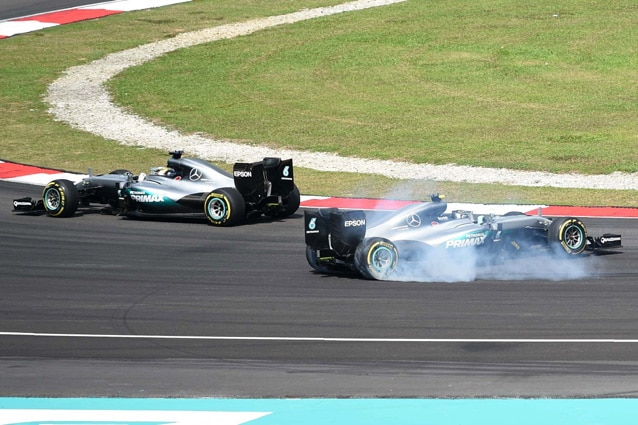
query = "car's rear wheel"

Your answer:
(42, 179), (80, 218)
(282, 184), (301, 217)
(266, 184), (301, 219)
(548, 217), (588, 255)
(354, 237), (399, 280)
(204, 187), (245, 226)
